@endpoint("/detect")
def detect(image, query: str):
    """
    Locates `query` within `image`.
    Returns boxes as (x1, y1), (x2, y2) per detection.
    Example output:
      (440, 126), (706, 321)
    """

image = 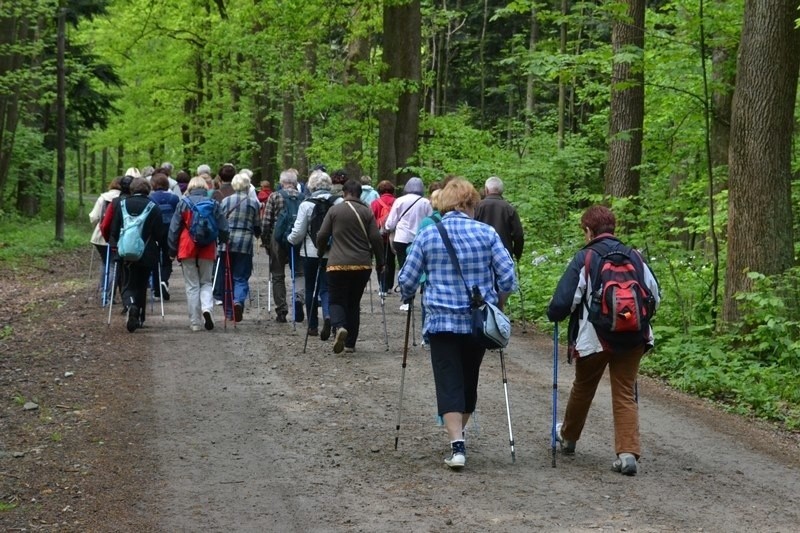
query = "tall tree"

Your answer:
(722, 0), (800, 322)
(377, 0), (421, 186)
(604, 0), (645, 198)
